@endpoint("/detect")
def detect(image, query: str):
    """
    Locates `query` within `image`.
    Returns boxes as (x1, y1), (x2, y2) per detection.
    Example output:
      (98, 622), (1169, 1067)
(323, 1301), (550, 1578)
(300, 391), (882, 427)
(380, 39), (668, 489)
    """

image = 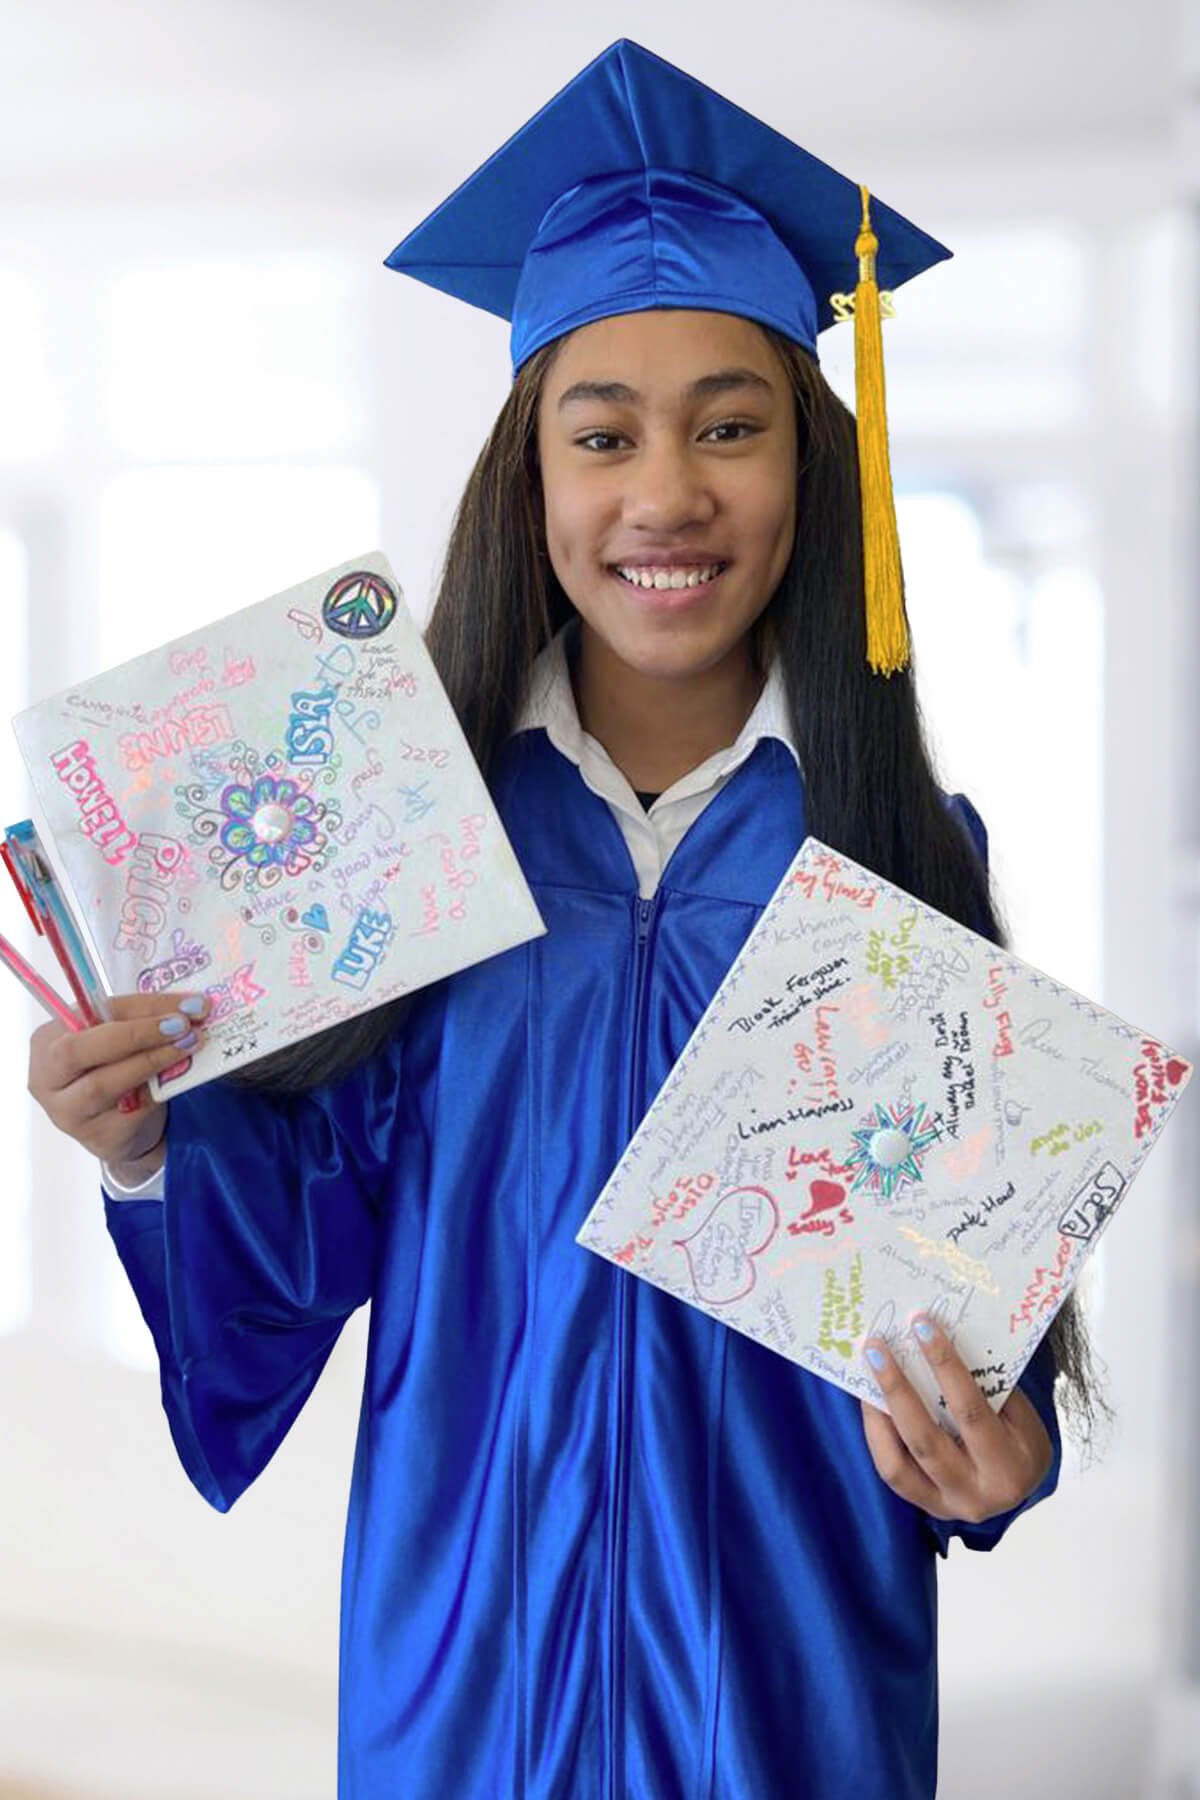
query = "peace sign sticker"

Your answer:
(321, 570), (398, 640)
